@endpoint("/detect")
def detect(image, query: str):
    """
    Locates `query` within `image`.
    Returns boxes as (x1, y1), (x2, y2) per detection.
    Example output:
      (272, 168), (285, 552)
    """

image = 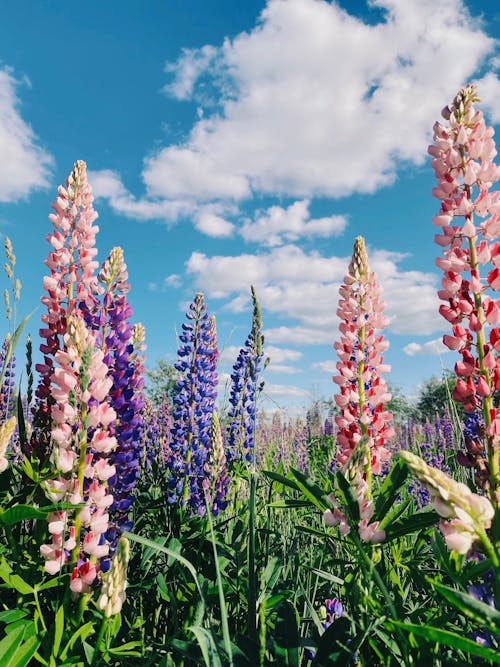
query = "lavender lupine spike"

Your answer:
(333, 236), (394, 485)
(227, 286), (264, 463)
(88, 248), (146, 558)
(294, 419), (309, 474)
(168, 293), (218, 515)
(0, 335), (15, 422)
